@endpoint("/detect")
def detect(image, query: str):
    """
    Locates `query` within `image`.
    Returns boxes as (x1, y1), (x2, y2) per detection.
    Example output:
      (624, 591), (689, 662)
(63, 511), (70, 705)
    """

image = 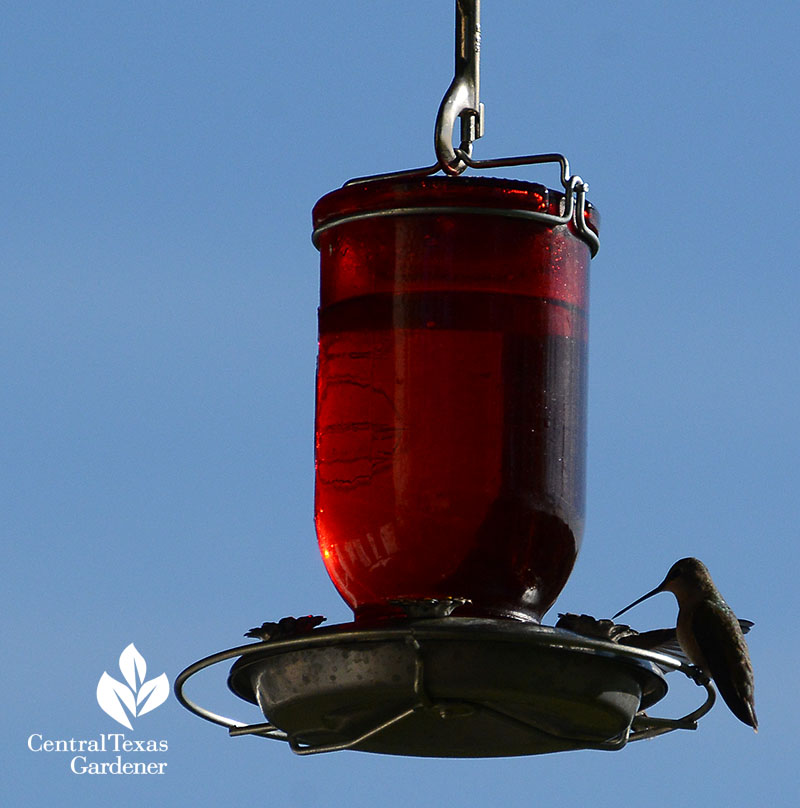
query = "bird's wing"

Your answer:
(691, 599), (757, 728)
(632, 618), (752, 660)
